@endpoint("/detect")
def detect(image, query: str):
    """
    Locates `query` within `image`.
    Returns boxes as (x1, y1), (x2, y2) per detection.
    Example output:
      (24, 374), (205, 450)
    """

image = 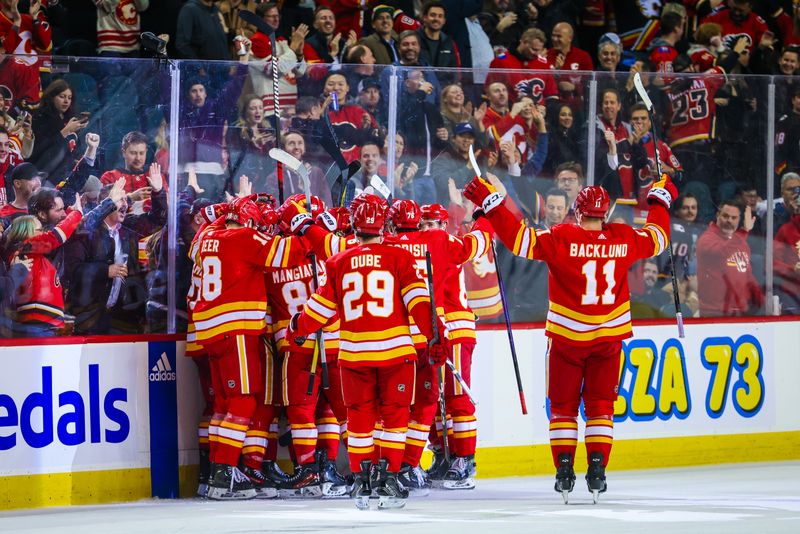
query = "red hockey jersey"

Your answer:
(191, 219), (293, 345)
(10, 210), (81, 328)
(294, 242), (435, 367)
(485, 52), (557, 105)
(327, 104), (378, 163)
(703, 8), (767, 52)
(485, 201), (670, 345)
(665, 68), (726, 147)
(618, 137), (682, 208)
